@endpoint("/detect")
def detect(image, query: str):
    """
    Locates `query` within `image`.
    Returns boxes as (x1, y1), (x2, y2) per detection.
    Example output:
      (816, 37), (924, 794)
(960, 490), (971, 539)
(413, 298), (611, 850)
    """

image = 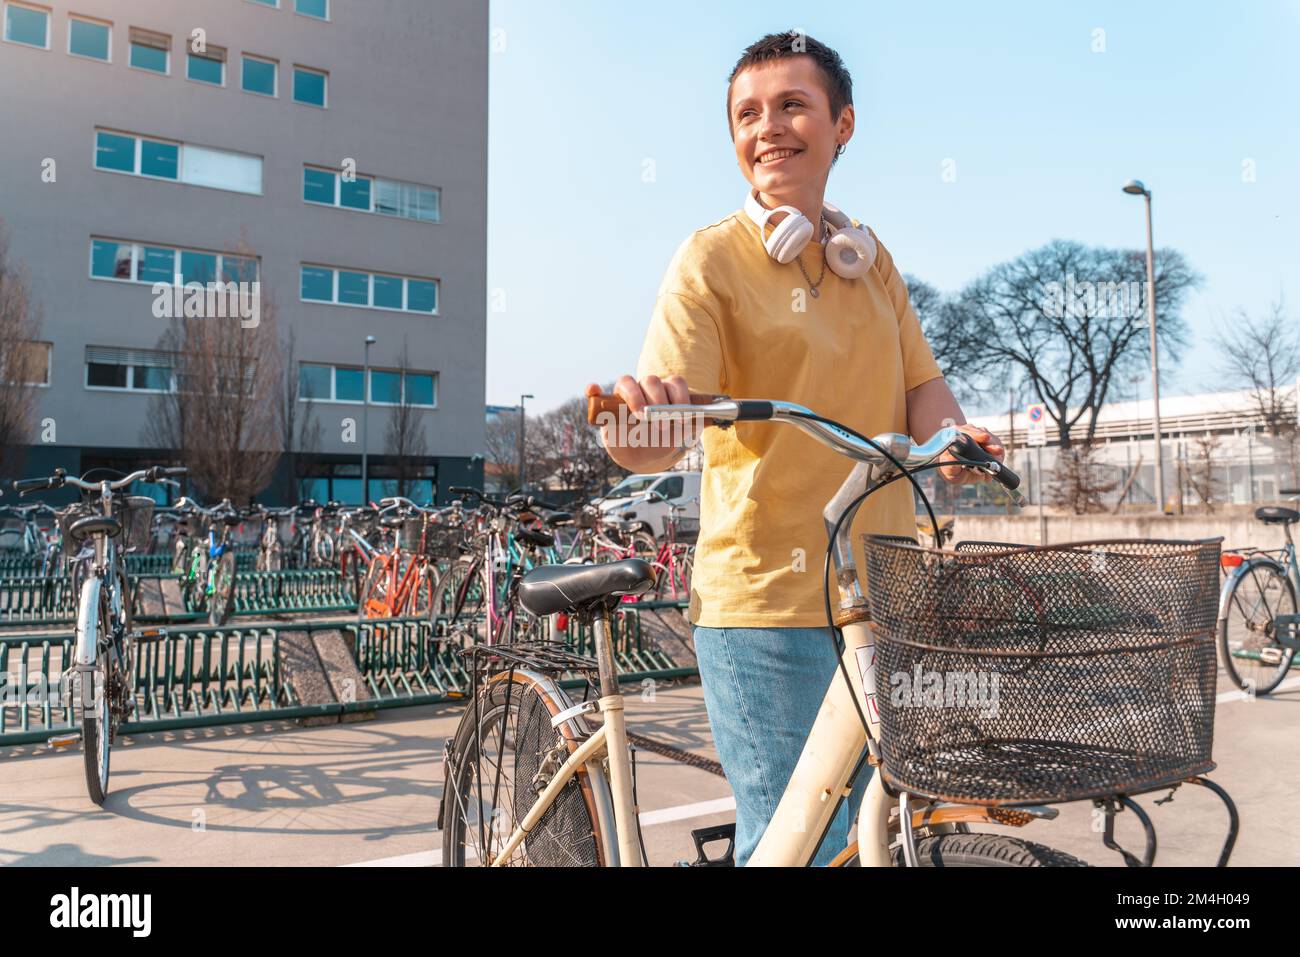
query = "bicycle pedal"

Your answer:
(683, 822), (736, 866)
(130, 627), (168, 643)
(47, 732), (82, 749)
(1259, 647), (1286, 666)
